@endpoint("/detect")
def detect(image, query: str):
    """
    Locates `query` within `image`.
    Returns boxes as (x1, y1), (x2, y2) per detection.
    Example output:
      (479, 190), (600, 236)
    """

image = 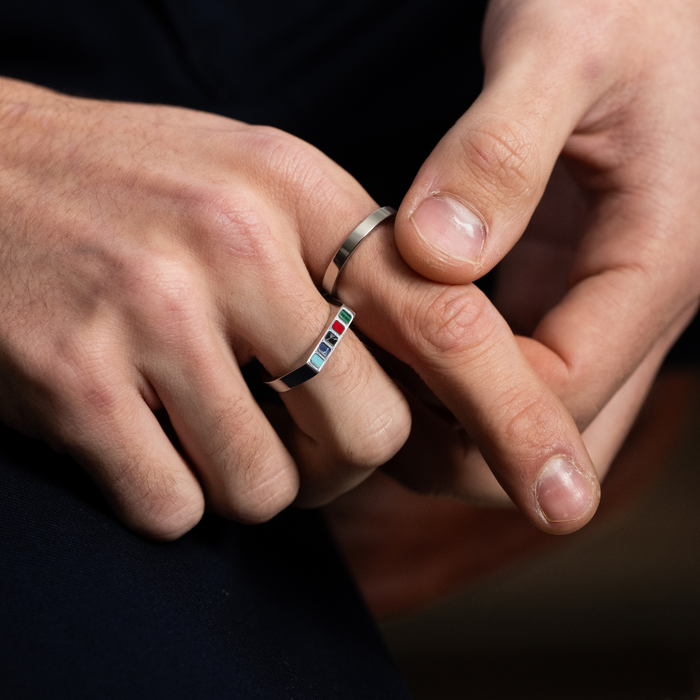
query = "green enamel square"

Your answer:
(339, 309), (352, 324)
